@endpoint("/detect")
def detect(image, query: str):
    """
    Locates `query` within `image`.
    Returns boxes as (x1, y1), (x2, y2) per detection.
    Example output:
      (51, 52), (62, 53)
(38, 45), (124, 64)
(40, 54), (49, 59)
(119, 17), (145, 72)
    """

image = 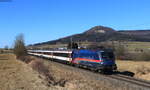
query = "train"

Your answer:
(28, 49), (117, 72)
